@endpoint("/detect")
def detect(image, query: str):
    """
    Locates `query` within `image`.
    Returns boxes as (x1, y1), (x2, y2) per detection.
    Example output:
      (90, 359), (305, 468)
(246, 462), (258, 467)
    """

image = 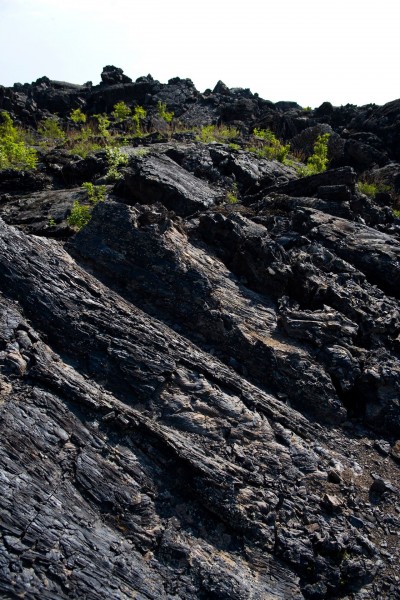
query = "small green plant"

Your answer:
(297, 133), (330, 176)
(68, 183), (106, 230)
(228, 143), (241, 151)
(94, 114), (111, 139)
(112, 101), (131, 123)
(196, 124), (239, 143)
(0, 111), (38, 170)
(70, 108), (87, 124)
(105, 147), (129, 181)
(226, 182), (239, 204)
(357, 181), (378, 197)
(67, 201), (92, 230)
(82, 181), (106, 204)
(131, 106), (147, 135)
(48, 217), (56, 228)
(250, 128), (290, 163)
(157, 101), (174, 123)
(393, 209), (400, 218)
(303, 106), (312, 112)
(38, 118), (66, 146)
